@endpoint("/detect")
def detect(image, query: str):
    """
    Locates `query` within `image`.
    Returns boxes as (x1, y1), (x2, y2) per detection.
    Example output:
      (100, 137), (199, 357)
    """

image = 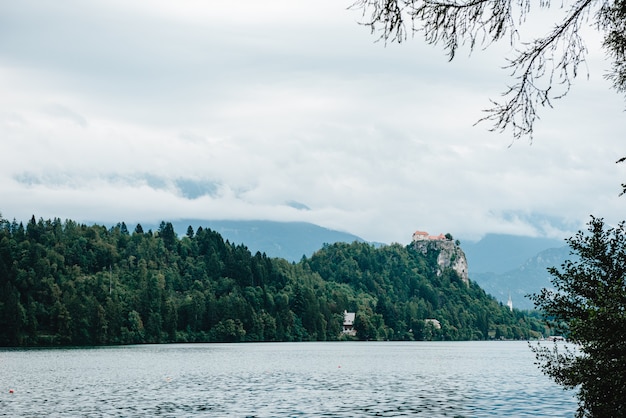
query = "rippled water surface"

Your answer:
(1, 341), (576, 417)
